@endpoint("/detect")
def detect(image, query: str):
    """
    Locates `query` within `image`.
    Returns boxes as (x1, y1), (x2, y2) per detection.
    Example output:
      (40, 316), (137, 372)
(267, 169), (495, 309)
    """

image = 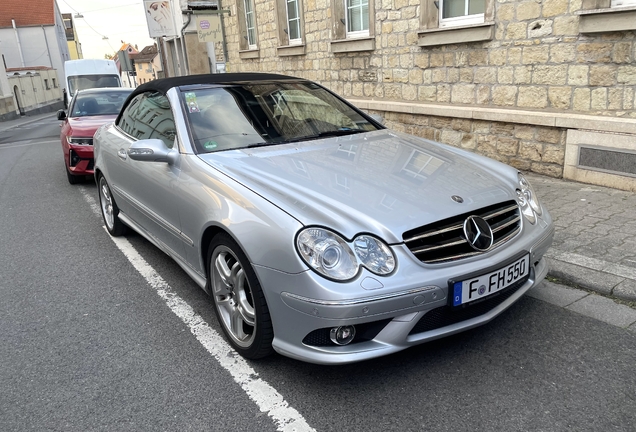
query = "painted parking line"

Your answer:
(0, 139), (59, 150)
(79, 186), (315, 432)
